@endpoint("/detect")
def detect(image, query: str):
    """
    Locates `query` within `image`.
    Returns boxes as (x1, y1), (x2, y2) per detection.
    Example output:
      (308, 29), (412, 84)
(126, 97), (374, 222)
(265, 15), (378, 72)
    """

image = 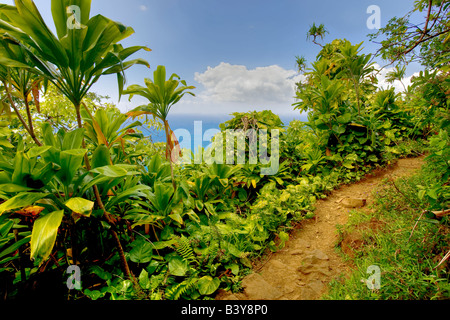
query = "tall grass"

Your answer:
(325, 163), (450, 300)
